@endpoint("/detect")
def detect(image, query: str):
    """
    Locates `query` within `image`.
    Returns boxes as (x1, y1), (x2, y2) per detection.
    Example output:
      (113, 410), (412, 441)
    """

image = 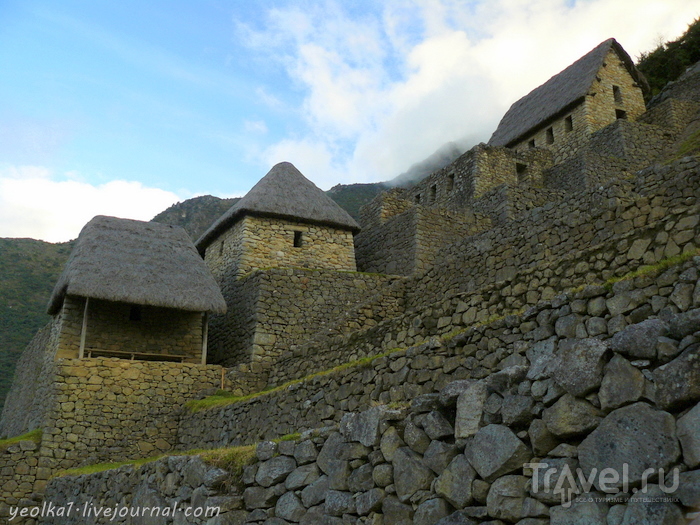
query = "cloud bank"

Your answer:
(242, 0), (700, 188)
(0, 166), (180, 243)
